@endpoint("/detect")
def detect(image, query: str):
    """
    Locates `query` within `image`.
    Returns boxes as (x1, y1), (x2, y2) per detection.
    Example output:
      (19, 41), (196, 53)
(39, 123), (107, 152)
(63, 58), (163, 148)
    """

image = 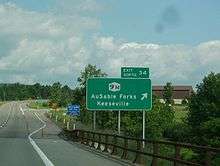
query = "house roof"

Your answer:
(153, 85), (193, 91)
